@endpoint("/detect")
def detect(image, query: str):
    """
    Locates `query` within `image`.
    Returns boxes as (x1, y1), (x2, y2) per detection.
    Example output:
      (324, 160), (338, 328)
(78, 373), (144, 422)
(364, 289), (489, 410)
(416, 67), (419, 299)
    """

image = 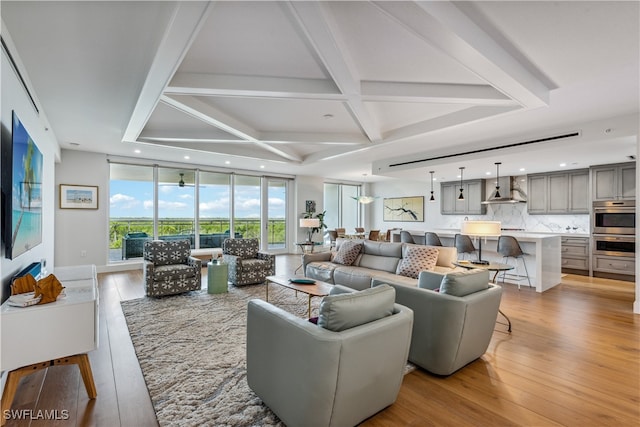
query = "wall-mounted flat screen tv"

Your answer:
(3, 111), (43, 259)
